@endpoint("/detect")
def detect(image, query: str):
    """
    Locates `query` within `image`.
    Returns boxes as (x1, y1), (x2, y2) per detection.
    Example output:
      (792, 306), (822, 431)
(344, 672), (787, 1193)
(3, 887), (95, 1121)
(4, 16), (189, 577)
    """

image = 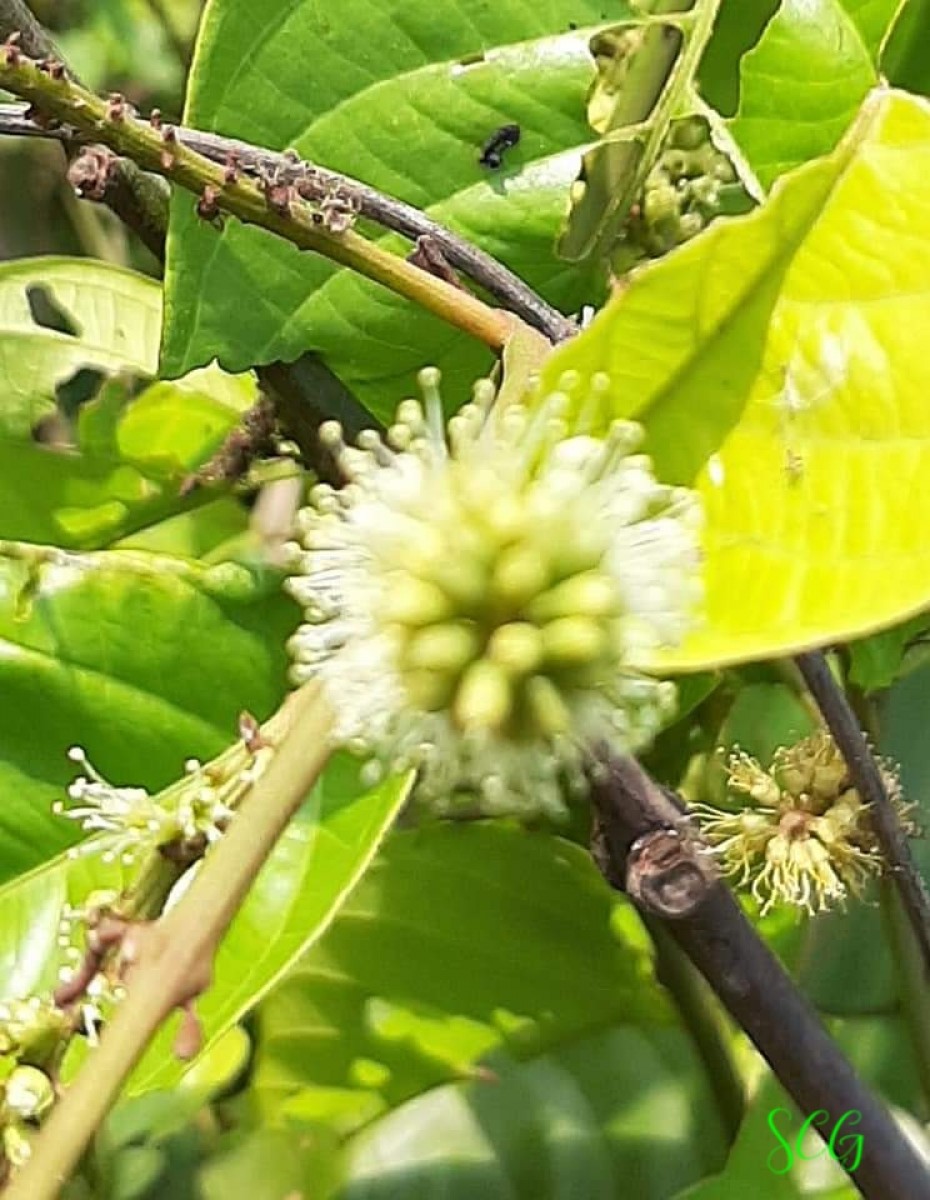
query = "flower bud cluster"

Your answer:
(625, 116), (736, 259)
(55, 723), (274, 866)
